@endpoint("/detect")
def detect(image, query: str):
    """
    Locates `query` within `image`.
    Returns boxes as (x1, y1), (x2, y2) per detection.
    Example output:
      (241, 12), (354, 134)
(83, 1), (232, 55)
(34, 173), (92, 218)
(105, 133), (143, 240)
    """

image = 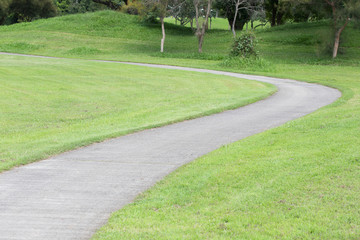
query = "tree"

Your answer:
(9, 0), (57, 23)
(264, 0), (291, 26)
(215, 0), (251, 31)
(325, 0), (360, 58)
(0, 0), (9, 25)
(231, 0), (263, 37)
(169, 0), (195, 28)
(194, 0), (212, 53)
